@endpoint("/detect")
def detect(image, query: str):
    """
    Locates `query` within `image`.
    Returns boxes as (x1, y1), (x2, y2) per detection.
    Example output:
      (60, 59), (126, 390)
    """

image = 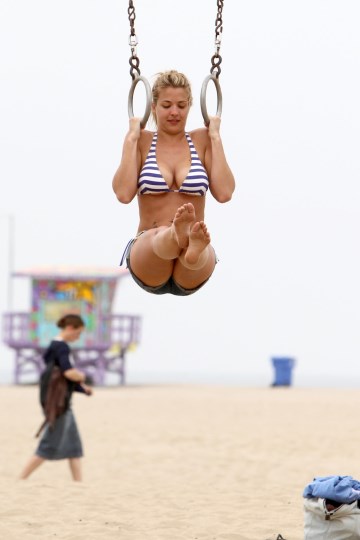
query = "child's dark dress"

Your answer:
(36, 339), (85, 460)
